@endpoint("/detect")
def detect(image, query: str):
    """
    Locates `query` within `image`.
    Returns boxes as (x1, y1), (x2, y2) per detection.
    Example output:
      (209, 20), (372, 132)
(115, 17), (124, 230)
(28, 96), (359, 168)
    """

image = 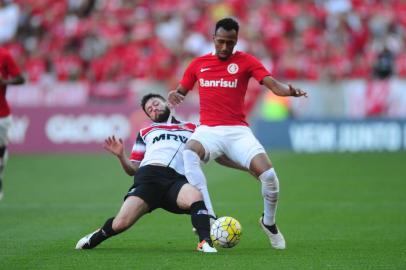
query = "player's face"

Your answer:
(144, 97), (170, 123)
(213, 27), (238, 60)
